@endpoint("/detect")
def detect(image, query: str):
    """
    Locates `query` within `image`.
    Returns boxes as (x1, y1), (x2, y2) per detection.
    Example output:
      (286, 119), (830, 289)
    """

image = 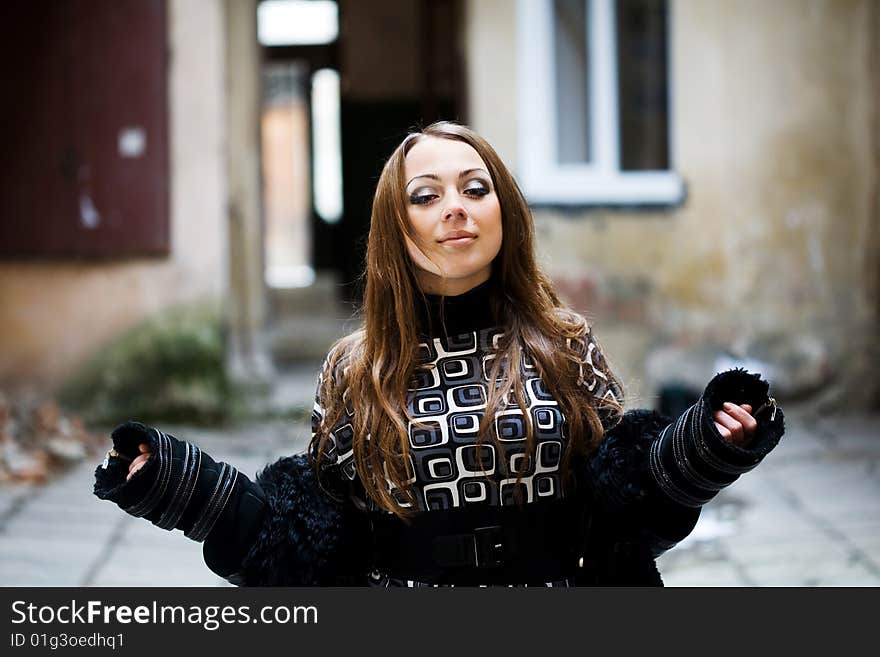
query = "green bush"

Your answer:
(57, 303), (244, 426)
